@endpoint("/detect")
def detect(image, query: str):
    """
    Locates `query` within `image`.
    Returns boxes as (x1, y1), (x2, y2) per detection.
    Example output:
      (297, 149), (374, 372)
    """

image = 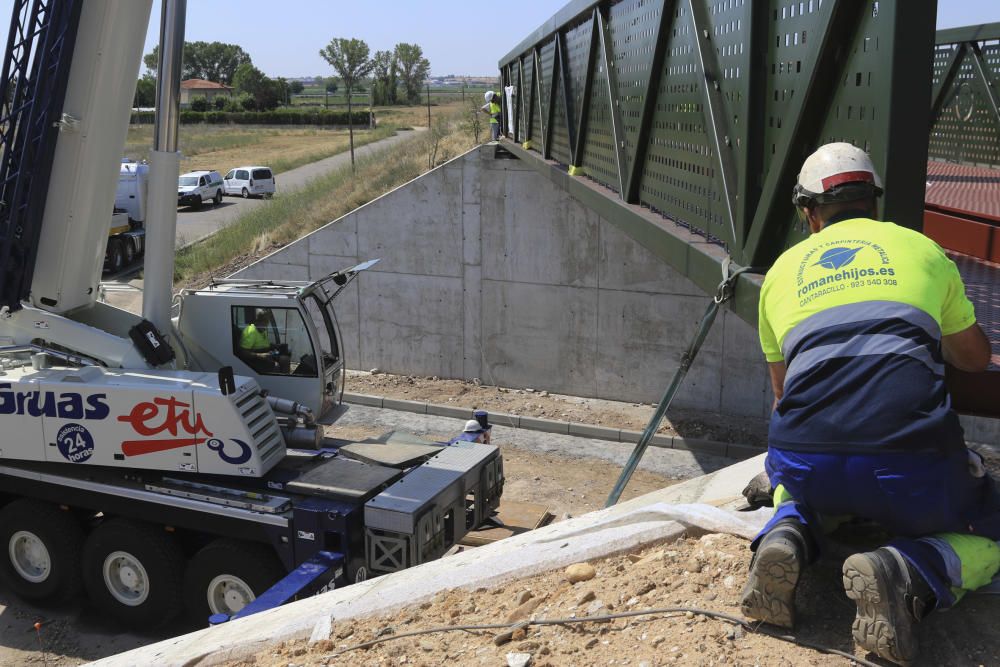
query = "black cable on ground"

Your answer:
(322, 604), (879, 667)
